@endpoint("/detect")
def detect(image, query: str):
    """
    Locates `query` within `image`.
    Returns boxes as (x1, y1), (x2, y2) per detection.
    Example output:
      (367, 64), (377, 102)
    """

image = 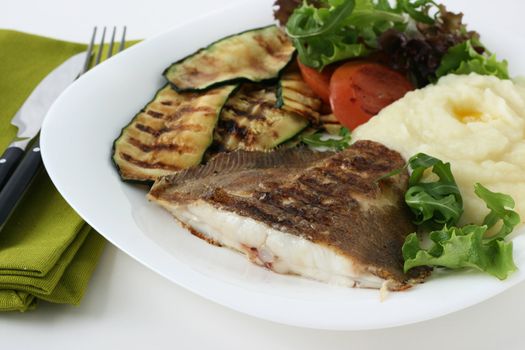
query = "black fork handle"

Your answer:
(0, 137), (42, 228)
(0, 146), (25, 190)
